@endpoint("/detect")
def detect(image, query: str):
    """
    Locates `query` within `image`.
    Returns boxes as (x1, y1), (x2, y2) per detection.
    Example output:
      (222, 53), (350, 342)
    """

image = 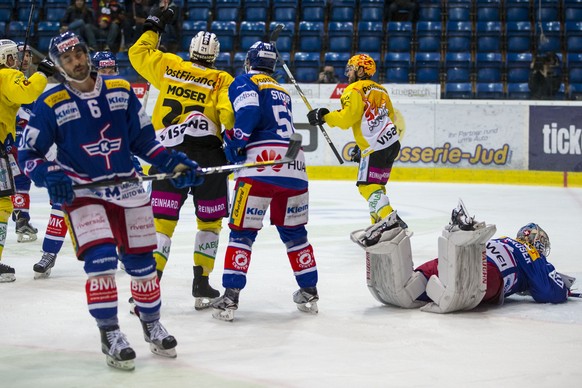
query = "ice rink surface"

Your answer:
(1, 181), (581, 388)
